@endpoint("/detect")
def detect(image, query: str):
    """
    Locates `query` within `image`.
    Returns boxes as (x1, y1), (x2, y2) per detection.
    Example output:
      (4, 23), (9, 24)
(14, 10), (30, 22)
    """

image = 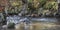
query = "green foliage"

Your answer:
(39, 0), (47, 7)
(28, 0), (48, 10)
(28, 0), (47, 14)
(28, 0), (33, 3)
(42, 1), (58, 15)
(43, 1), (58, 10)
(6, 0), (58, 16)
(43, 2), (53, 10)
(28, 0), (58, 15)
